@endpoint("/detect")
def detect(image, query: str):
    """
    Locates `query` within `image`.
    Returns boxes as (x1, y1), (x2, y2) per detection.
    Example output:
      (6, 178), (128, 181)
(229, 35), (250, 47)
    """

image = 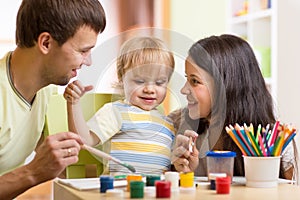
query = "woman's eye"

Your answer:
(190, 78), (200, 85)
